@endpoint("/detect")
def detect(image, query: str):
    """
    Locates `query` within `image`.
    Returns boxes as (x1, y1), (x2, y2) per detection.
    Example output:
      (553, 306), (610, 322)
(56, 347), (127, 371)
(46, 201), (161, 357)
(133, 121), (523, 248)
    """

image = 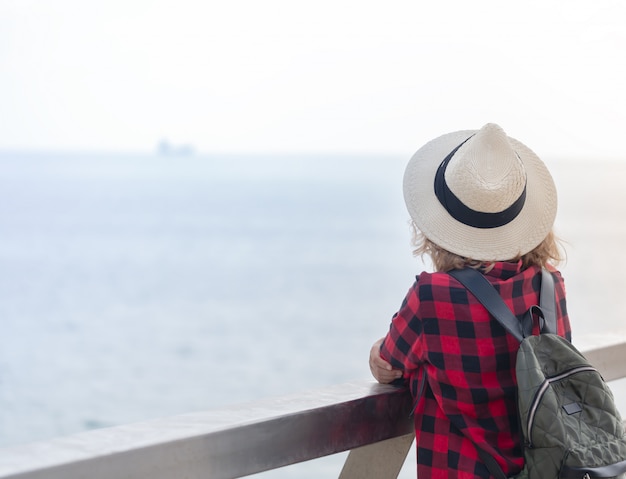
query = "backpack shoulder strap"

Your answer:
(540, 268), (557, 334)
(449, 267), (558, 339)
(448, 268), (524, 342)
